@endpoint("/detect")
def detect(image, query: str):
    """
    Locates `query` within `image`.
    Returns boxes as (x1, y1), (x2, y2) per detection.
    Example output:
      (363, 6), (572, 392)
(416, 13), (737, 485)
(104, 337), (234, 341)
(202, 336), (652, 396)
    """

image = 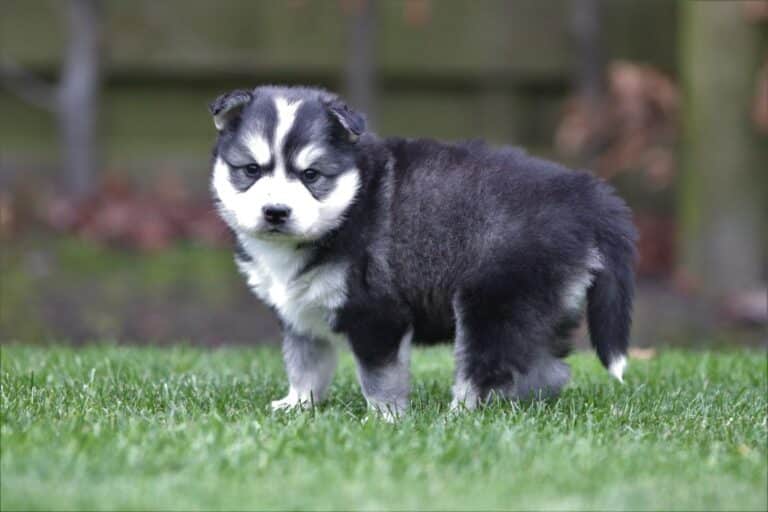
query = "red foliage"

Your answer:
(634, 213), (676, 278)
(555, 61), (679, 185)
(42, 174), (231, 251)
(404, 0), (431, 27)
(0, 191), (14, 239)
(743, 1), (768, 23)
(754, 57), (768, 133)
